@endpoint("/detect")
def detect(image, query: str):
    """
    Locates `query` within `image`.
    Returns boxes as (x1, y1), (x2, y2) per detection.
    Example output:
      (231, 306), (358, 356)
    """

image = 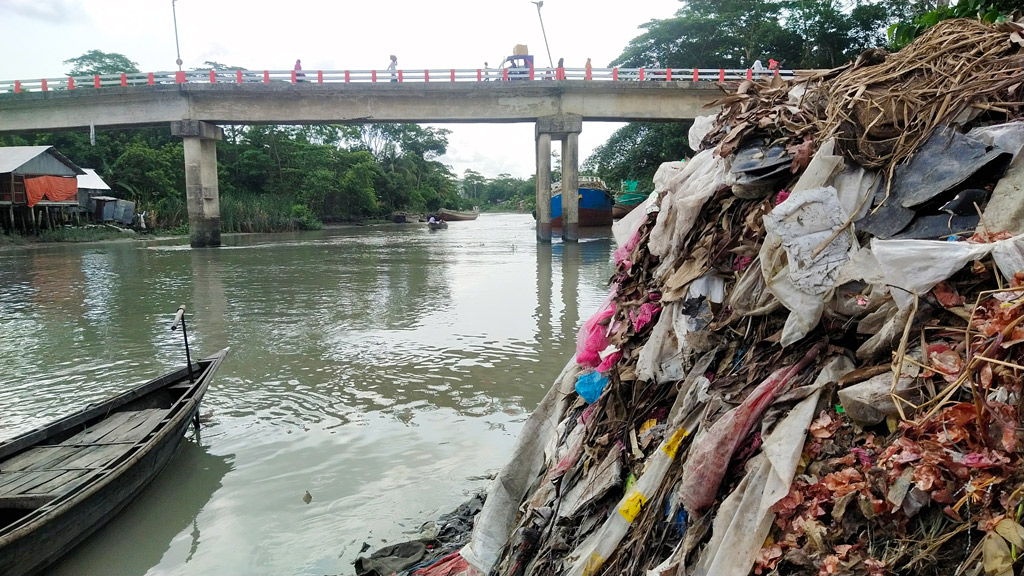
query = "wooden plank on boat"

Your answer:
(0, 446), (86, 474)
(24, 469), (89, 496)
(96, 409), (163, 442)
(0, 494), (56, 510)
(60, 445), (125, 470)
(70, 443), (134, 470)
(59, 411), (137, 445)
(105, 409), (167, 444)
(0, 471), (64, 497)
(0, 471), (43, 494)
(92, 409), (163, 443)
